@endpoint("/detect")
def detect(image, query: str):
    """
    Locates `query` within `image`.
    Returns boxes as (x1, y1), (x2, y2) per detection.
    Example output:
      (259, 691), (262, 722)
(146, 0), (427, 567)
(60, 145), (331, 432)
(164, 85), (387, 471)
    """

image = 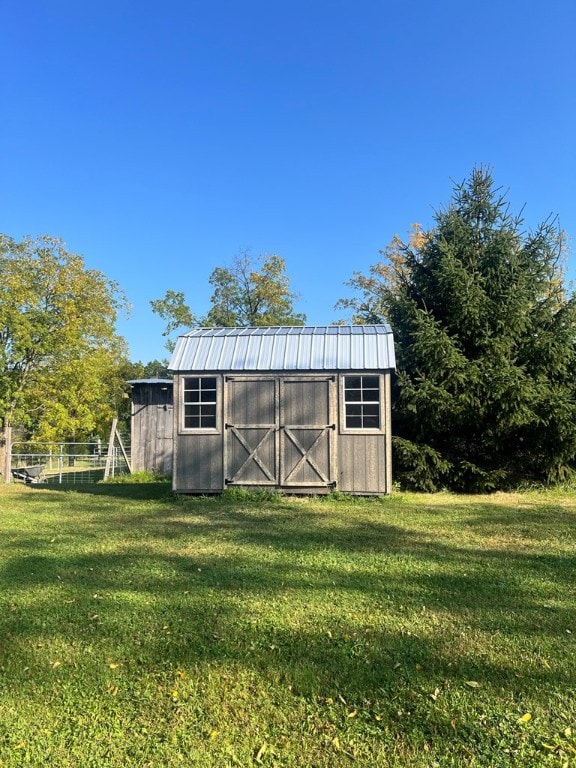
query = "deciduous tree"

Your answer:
(151, 252), (305, 348)
(0, 234), (128, 476)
